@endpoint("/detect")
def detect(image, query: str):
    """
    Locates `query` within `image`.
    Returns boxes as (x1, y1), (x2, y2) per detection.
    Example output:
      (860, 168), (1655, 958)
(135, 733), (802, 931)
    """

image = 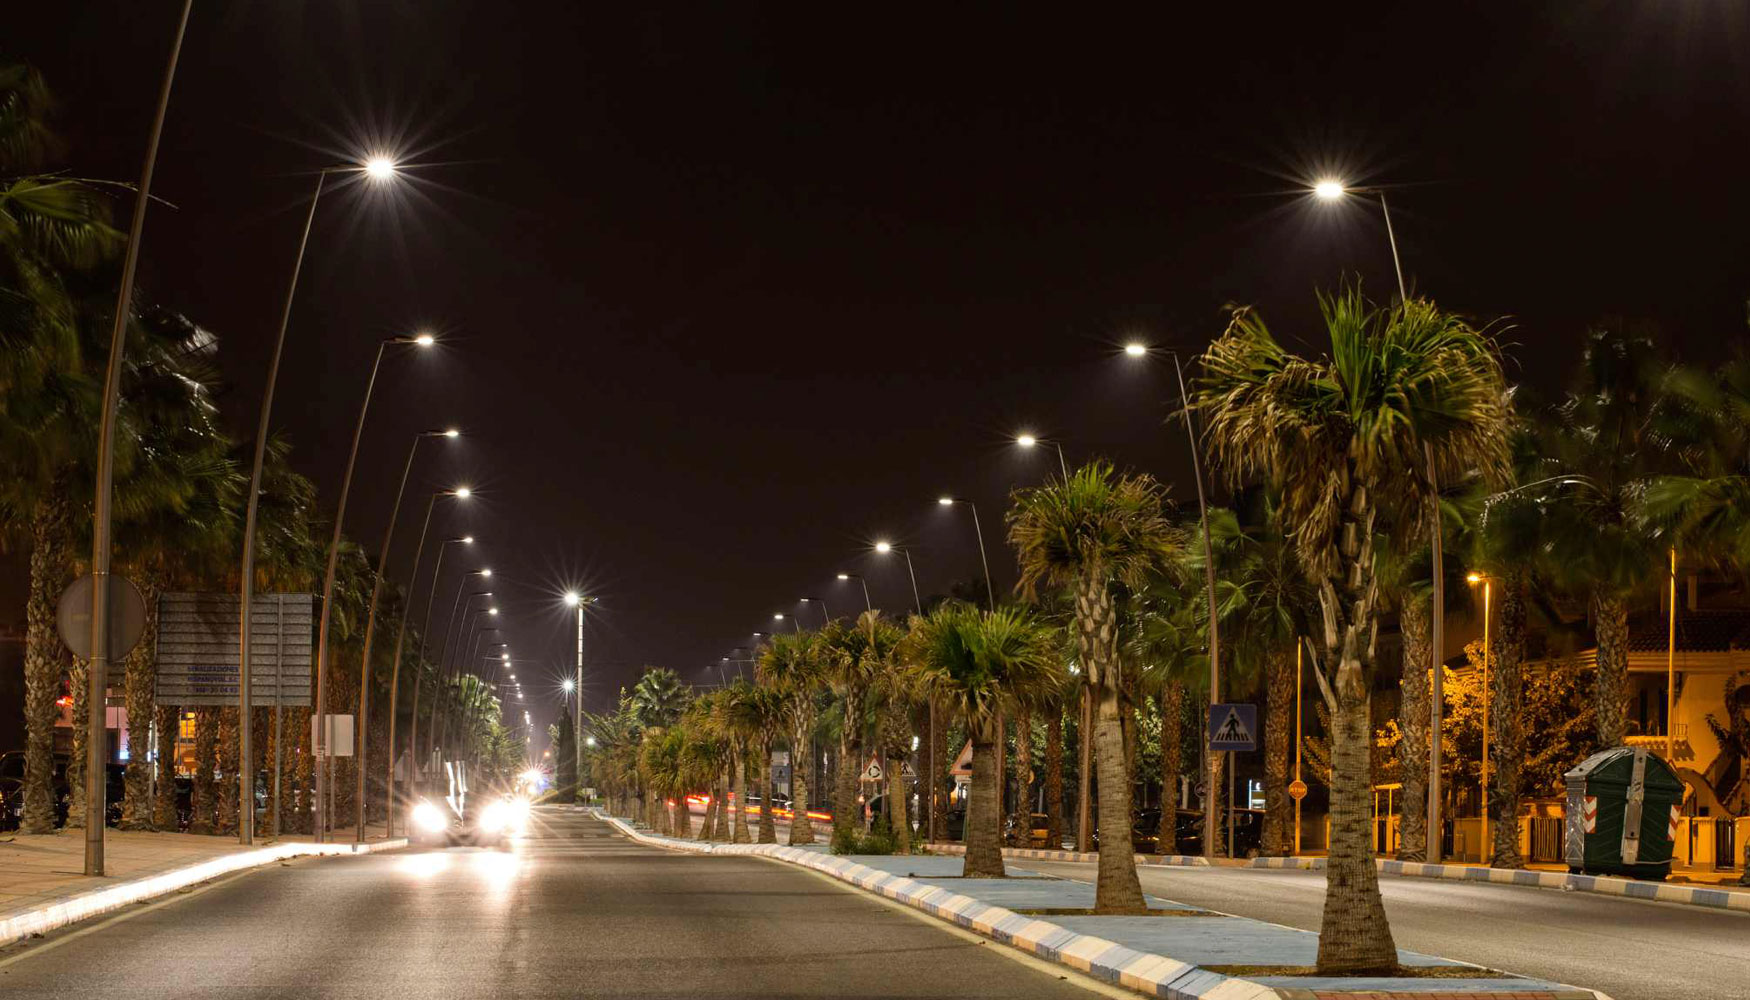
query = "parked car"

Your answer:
(0, 750), (71, 830)
(1093, 807), (1265, 856)
(1002, 811), (1052, 847)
